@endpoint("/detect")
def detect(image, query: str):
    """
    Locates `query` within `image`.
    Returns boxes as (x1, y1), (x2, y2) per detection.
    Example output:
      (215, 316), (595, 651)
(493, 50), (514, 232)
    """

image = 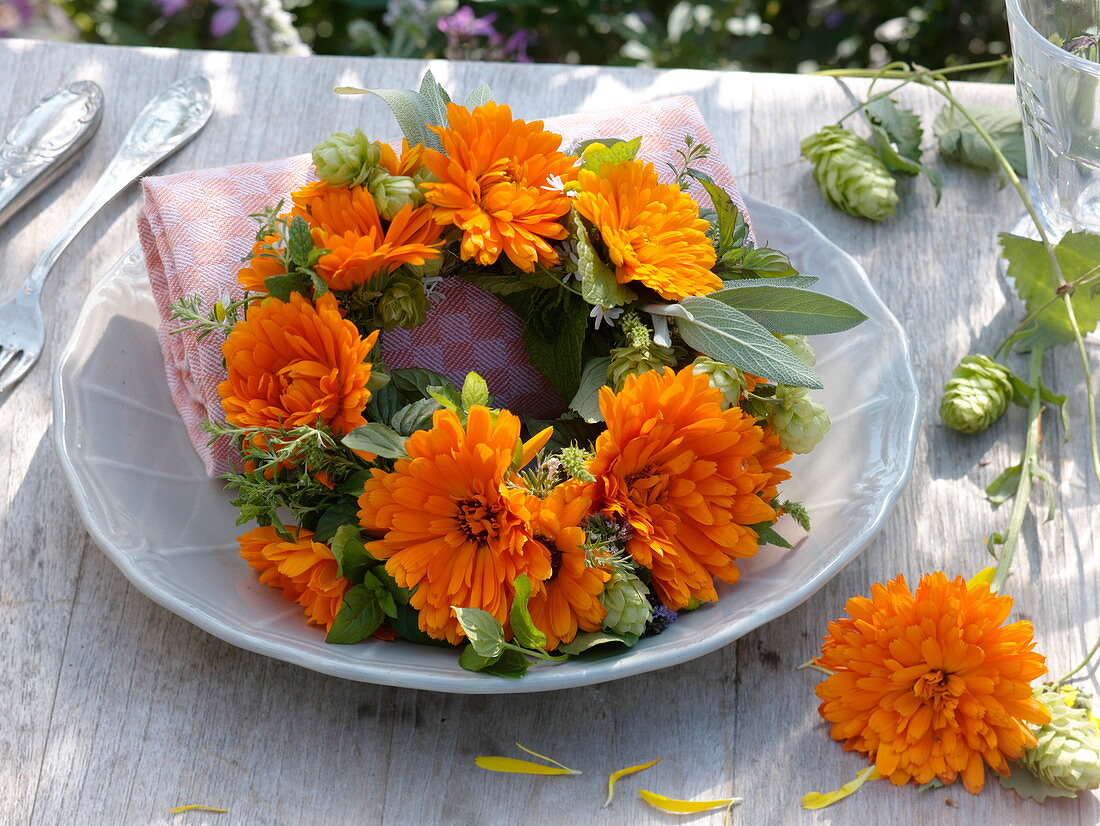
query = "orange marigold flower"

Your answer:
(357, 406), (554, 644)
(378, 139), (427, 177)
(421, 102), (578, 272)
(291, 181), (442, 290)
(219, 291), (378, 436)
(814, 573), (1051, 794)
(526, 482), (609, 649)
(237, 234), (286, 292)
(238, 525), (349, 630)
(574, 159), (720, 301)
(589, 366), (787, 610)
